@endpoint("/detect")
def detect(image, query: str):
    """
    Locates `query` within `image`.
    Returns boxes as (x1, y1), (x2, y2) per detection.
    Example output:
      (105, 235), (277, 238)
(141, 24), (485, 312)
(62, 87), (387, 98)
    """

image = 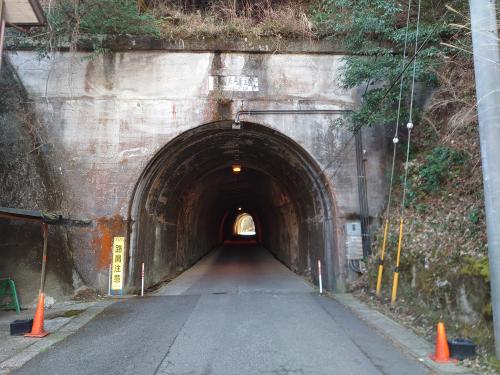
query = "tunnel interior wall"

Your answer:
(261, 178), (301, 272)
